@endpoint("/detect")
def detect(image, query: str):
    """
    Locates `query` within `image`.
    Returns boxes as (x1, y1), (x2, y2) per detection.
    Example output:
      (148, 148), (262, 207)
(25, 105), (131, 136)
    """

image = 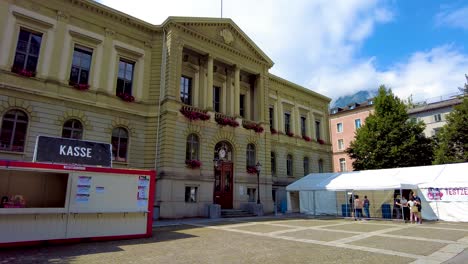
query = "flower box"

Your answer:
(11, 65), (35, 78)
(117, 93), (135, 102)
(179, 107), (210, 121)
(185, 159), (201, 169)
(70, 82), (90, 91)
(318, 139), (325, 145)
(215, 117), (239, 127)
(243, 122), (264, 133)
(270, 128), (277, 134)
(286, 131), (294, 137)
(246, 166), (258, 174)
(302, 135), (311, 142)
